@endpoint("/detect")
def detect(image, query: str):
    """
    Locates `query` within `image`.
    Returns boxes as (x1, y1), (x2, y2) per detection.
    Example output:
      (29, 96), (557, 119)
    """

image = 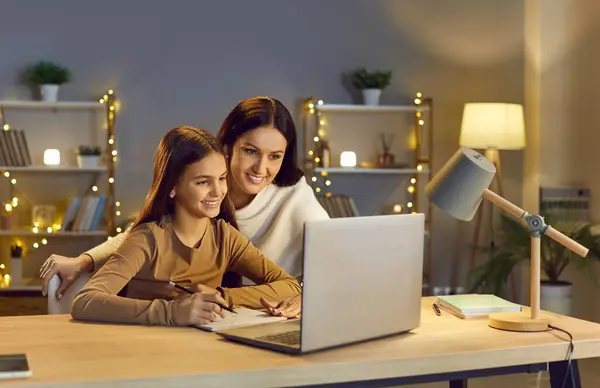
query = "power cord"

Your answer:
(548, 324), (575, 388)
